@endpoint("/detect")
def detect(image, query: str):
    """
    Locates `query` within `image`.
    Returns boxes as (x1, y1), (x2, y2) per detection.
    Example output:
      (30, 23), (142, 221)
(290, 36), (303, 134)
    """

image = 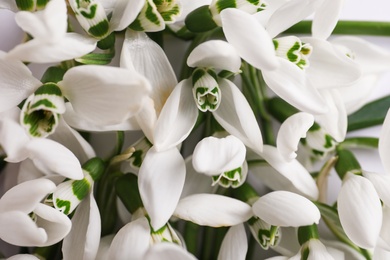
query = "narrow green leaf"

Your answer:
(76, 51), (115, 65)
(347, 95), (390, 131)
(115, 173), (144, 214)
